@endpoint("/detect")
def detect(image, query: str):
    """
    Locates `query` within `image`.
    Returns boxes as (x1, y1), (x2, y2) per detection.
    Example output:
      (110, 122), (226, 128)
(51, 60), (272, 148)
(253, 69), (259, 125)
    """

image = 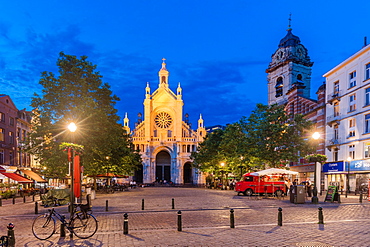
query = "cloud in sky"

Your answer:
(1, 0), (370, 128)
